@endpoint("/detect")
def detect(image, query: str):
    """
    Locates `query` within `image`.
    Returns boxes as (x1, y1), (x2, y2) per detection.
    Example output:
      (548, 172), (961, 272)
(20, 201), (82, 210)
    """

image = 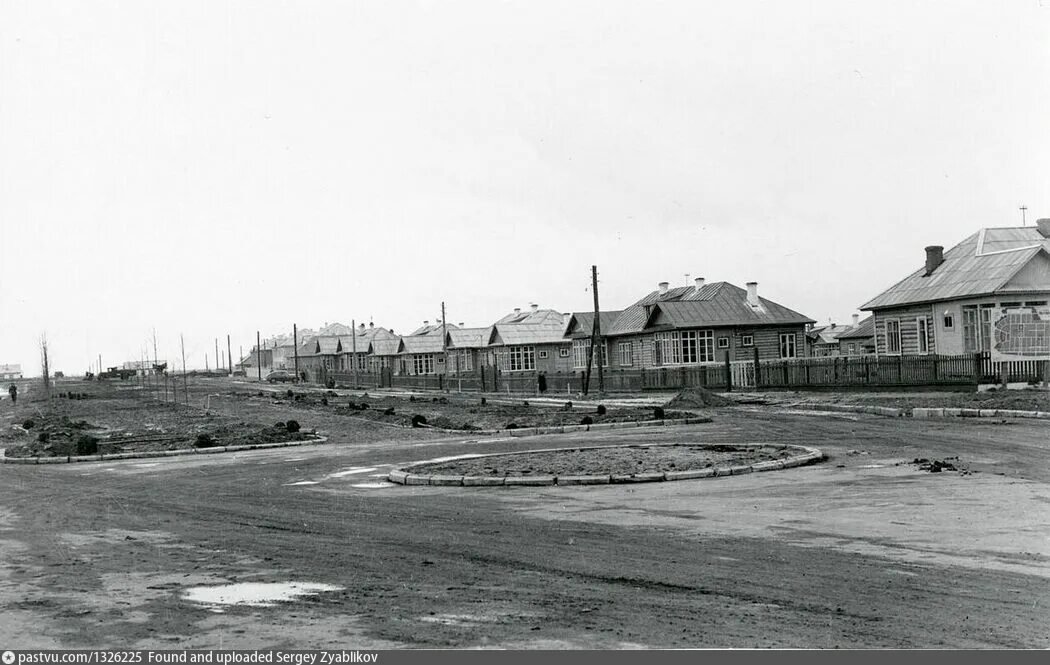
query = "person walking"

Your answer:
(7, 384), (17, 405)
